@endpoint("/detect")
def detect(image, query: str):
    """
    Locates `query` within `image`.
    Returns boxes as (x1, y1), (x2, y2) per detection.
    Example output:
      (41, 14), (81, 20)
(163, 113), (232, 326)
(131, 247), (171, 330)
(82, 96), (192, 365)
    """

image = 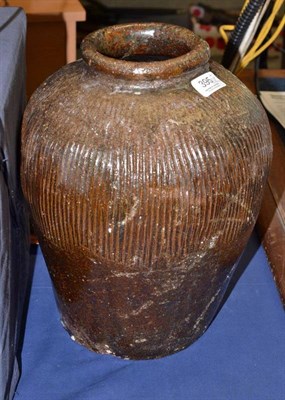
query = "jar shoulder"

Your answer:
(23, 59), (270, 148)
